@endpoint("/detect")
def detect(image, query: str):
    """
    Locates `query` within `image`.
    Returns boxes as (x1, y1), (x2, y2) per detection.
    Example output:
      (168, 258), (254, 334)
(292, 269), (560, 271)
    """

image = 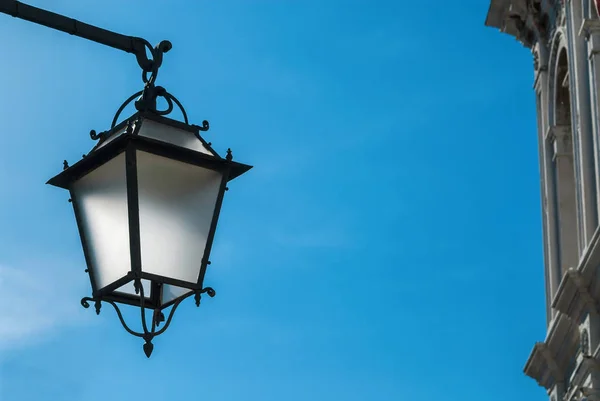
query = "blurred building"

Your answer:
(486, 1), (600, 401)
